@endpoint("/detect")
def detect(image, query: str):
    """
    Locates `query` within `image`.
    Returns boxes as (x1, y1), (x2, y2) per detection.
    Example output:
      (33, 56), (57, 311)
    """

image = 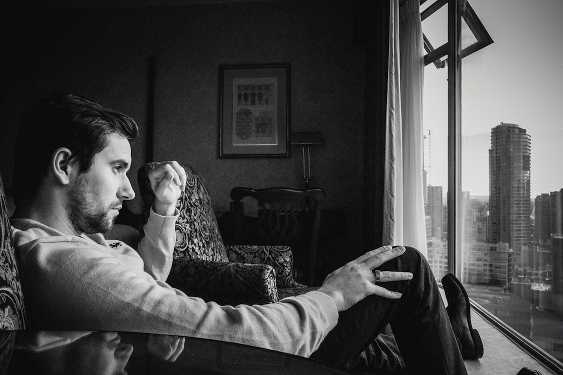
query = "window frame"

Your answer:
(422, 0), (493, 68)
